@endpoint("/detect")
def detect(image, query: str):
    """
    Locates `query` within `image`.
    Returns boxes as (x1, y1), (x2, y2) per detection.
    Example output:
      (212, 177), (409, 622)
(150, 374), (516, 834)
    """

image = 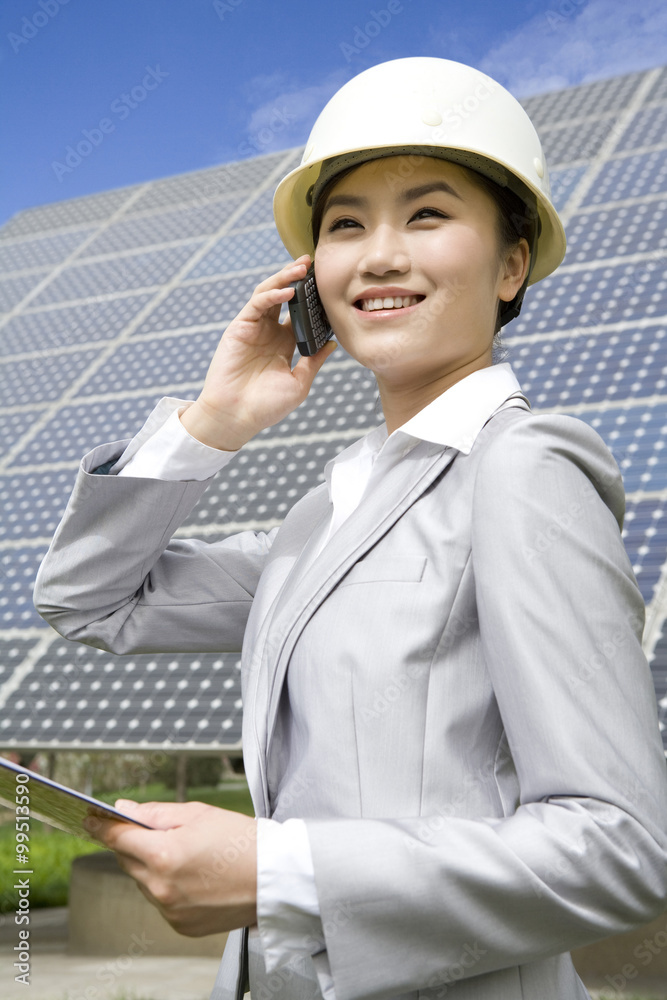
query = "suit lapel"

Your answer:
(241, 484), (332, 817)
(257, 441), (459, 789)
